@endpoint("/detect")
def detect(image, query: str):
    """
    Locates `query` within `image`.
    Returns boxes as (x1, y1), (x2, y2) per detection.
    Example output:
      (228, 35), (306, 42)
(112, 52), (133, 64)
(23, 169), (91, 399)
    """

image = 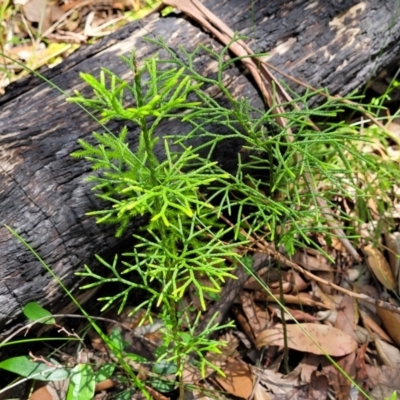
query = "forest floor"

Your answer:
(1, 2), (400, 400)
